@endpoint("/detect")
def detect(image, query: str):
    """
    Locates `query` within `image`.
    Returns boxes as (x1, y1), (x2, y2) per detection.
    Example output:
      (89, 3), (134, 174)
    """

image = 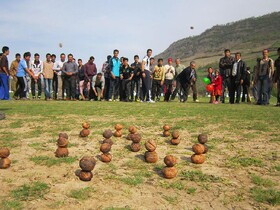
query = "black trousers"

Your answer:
(179, 83), (191, 102)
(171, 79), (181, 100)
(14, 77), (26, 98)
(122, 79), (131, 101)
(152, 80), (162, 101)
(142, 70), (151, 101)
(164, 79), (173, 101)
(104, 77), (110, 100)
(242, 83), (251, 102)
(64, 75), (77, 99)
(131, 79), (140, 100)
(31, 77), (42, 97)
(191, 82), (197, 101)
(221, 76), (231, 103)
(229, 77), (241, 104)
